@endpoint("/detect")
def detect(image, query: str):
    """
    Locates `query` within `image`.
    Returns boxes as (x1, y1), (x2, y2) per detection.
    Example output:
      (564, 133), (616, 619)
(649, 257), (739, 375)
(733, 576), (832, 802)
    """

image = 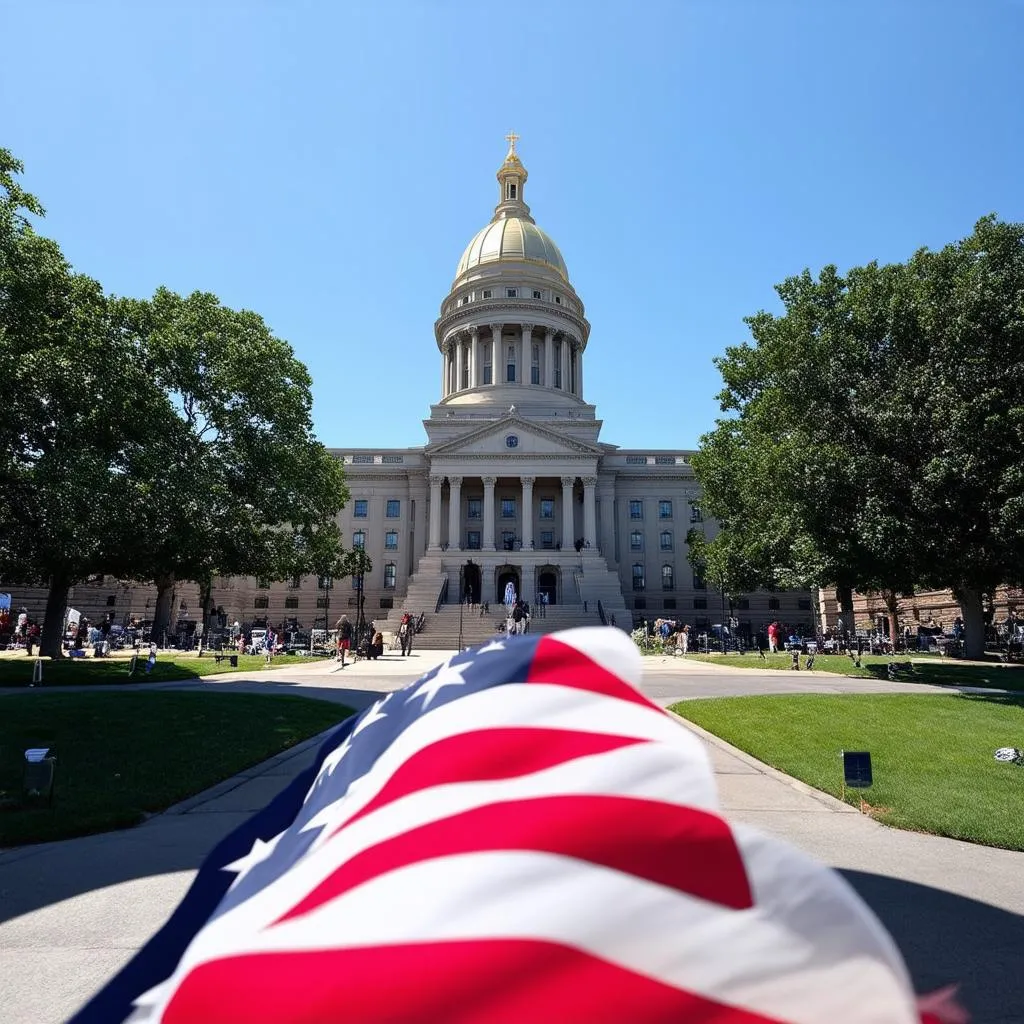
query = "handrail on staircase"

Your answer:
(435, 574), (449, 614)
(597, 600), (607, 626)
(572, 569), (584, 604)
